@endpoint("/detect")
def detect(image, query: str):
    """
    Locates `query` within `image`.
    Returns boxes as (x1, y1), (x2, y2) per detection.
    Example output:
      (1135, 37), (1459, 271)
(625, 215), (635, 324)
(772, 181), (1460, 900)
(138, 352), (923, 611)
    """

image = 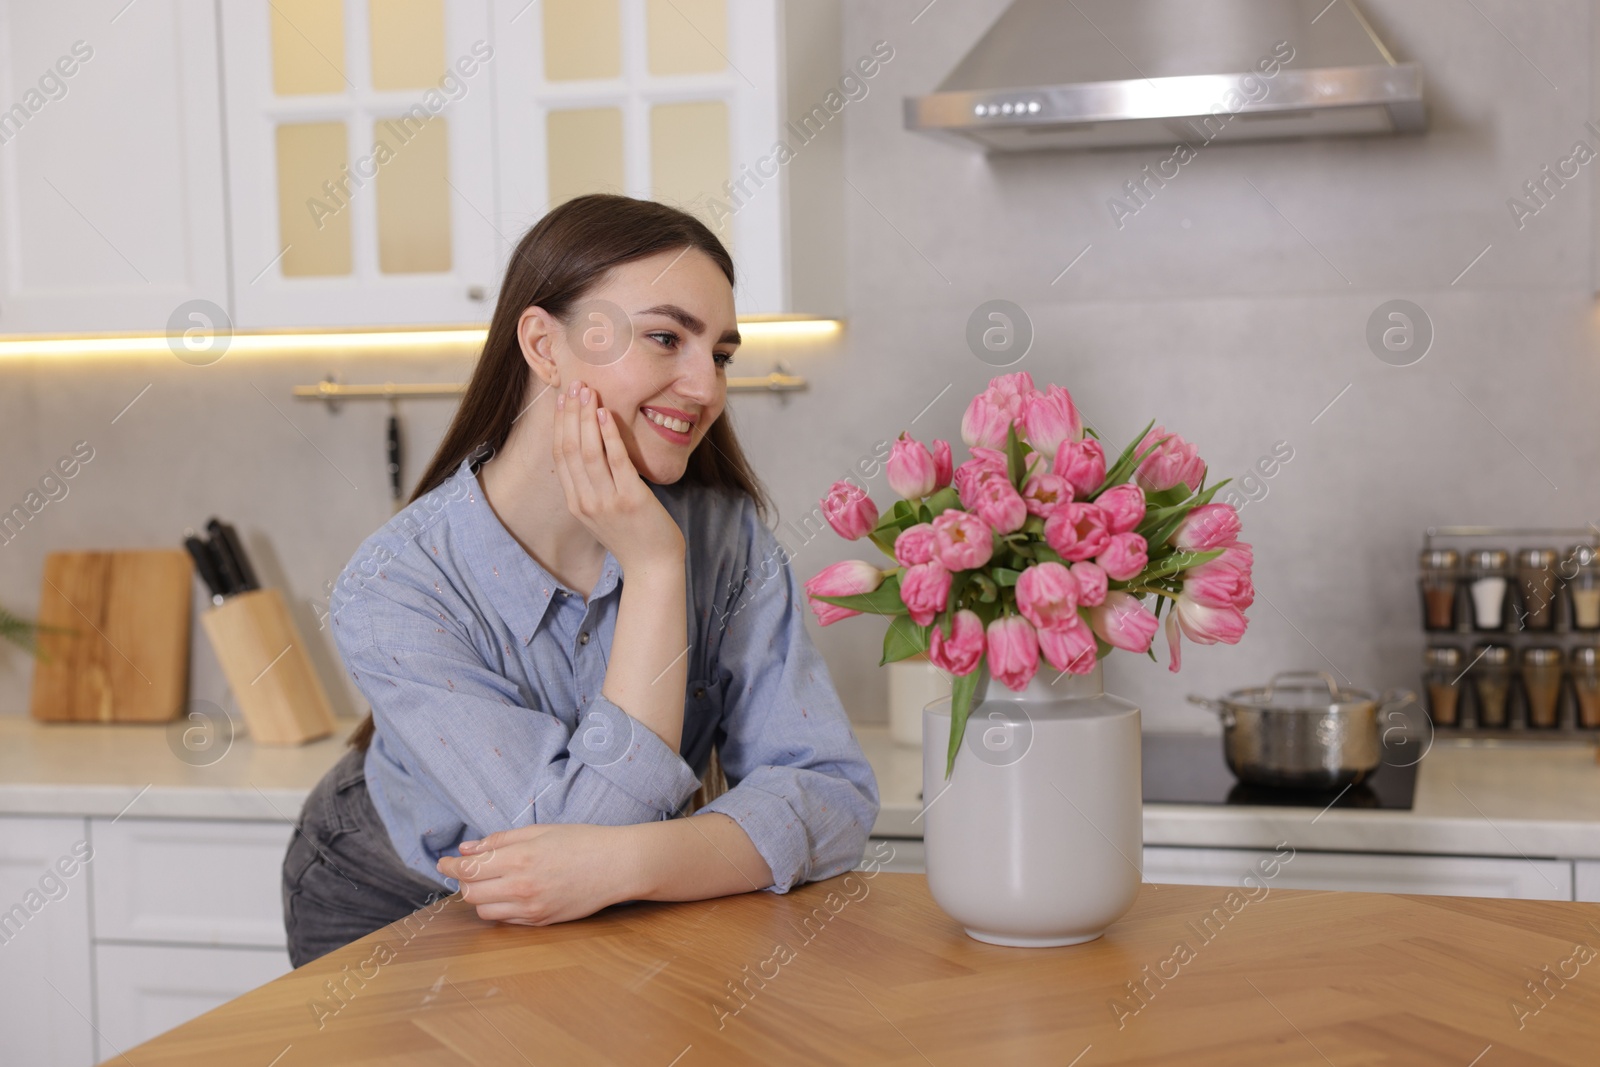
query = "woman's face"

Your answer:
(523, 246), (739, 484)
